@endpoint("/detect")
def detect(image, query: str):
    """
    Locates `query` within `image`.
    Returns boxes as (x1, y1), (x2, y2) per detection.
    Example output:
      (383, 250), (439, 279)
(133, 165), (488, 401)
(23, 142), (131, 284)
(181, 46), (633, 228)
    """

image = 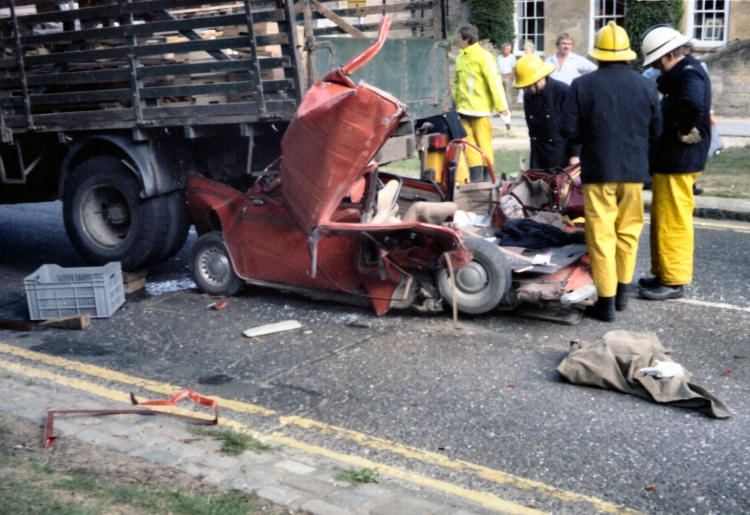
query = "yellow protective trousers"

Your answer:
(583, 182), (645, 297)
(460, 116), (494, 169)
(649, 171), (701, 285)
